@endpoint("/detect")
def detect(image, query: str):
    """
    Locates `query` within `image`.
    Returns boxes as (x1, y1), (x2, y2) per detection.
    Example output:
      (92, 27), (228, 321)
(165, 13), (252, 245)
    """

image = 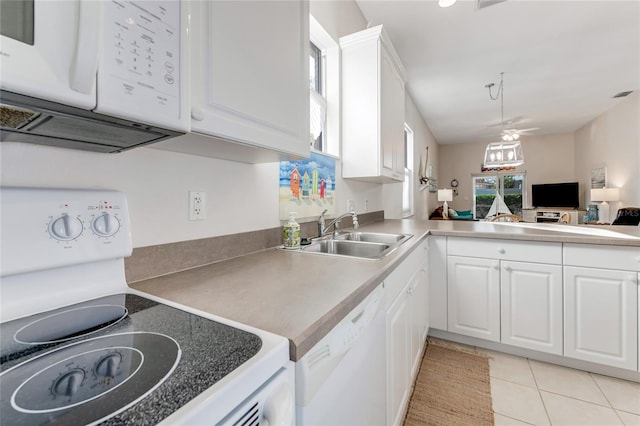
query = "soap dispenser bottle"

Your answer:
(283, 212), (301, 249)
